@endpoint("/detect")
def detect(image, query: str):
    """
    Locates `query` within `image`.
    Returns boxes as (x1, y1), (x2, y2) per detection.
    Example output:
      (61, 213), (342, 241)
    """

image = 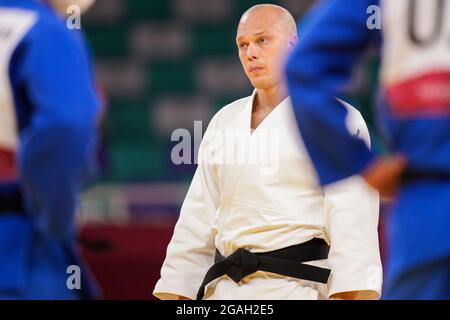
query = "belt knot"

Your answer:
(224, 248), (259, 283)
